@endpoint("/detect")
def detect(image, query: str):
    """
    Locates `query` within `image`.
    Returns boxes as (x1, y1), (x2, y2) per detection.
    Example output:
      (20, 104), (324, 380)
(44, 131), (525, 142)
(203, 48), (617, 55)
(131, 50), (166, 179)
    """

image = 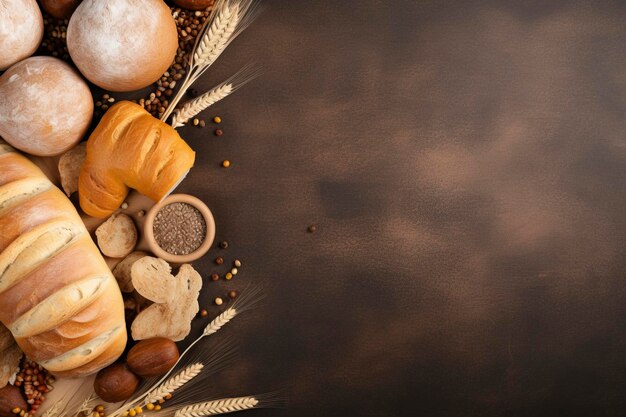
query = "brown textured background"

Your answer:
(168, 0), (626, 416)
